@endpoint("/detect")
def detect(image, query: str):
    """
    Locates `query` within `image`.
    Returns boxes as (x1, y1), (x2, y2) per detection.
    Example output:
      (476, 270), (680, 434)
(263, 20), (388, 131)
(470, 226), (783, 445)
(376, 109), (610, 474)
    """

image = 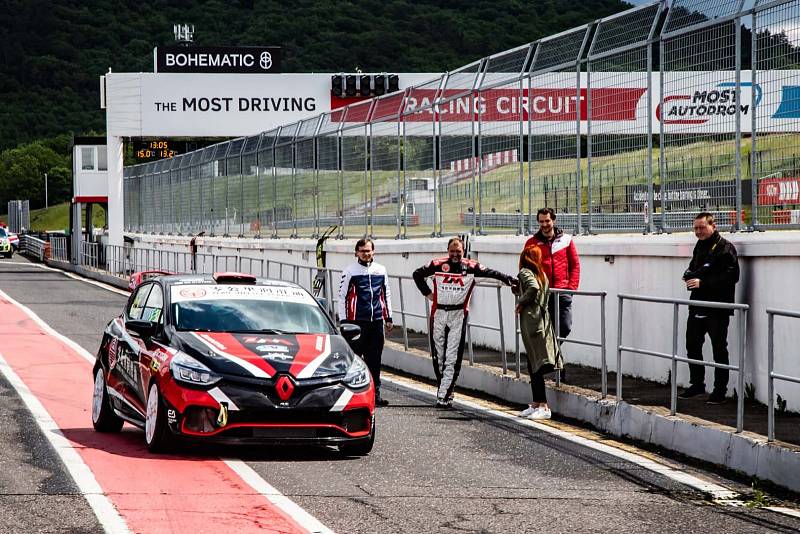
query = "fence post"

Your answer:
(671, 303), (679, 416)
(751, 9), (759, 229)
(398, 278), (409, 351)
(767, 311), (775, 441)
(600, 293), (607, 398)
(734, 14), (743, 231)
(515, 295), (521, 379)
(616, 295), (624, 400)
(736, 309), (746, 433)
(554, 293), (561, 386)
(497, 286), (507, 375)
